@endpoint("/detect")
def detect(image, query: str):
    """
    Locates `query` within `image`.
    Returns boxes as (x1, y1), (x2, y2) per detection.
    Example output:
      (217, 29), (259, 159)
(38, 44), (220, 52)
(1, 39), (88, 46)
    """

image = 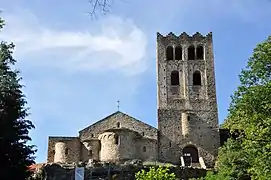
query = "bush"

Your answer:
(135, 166), (176, 180)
